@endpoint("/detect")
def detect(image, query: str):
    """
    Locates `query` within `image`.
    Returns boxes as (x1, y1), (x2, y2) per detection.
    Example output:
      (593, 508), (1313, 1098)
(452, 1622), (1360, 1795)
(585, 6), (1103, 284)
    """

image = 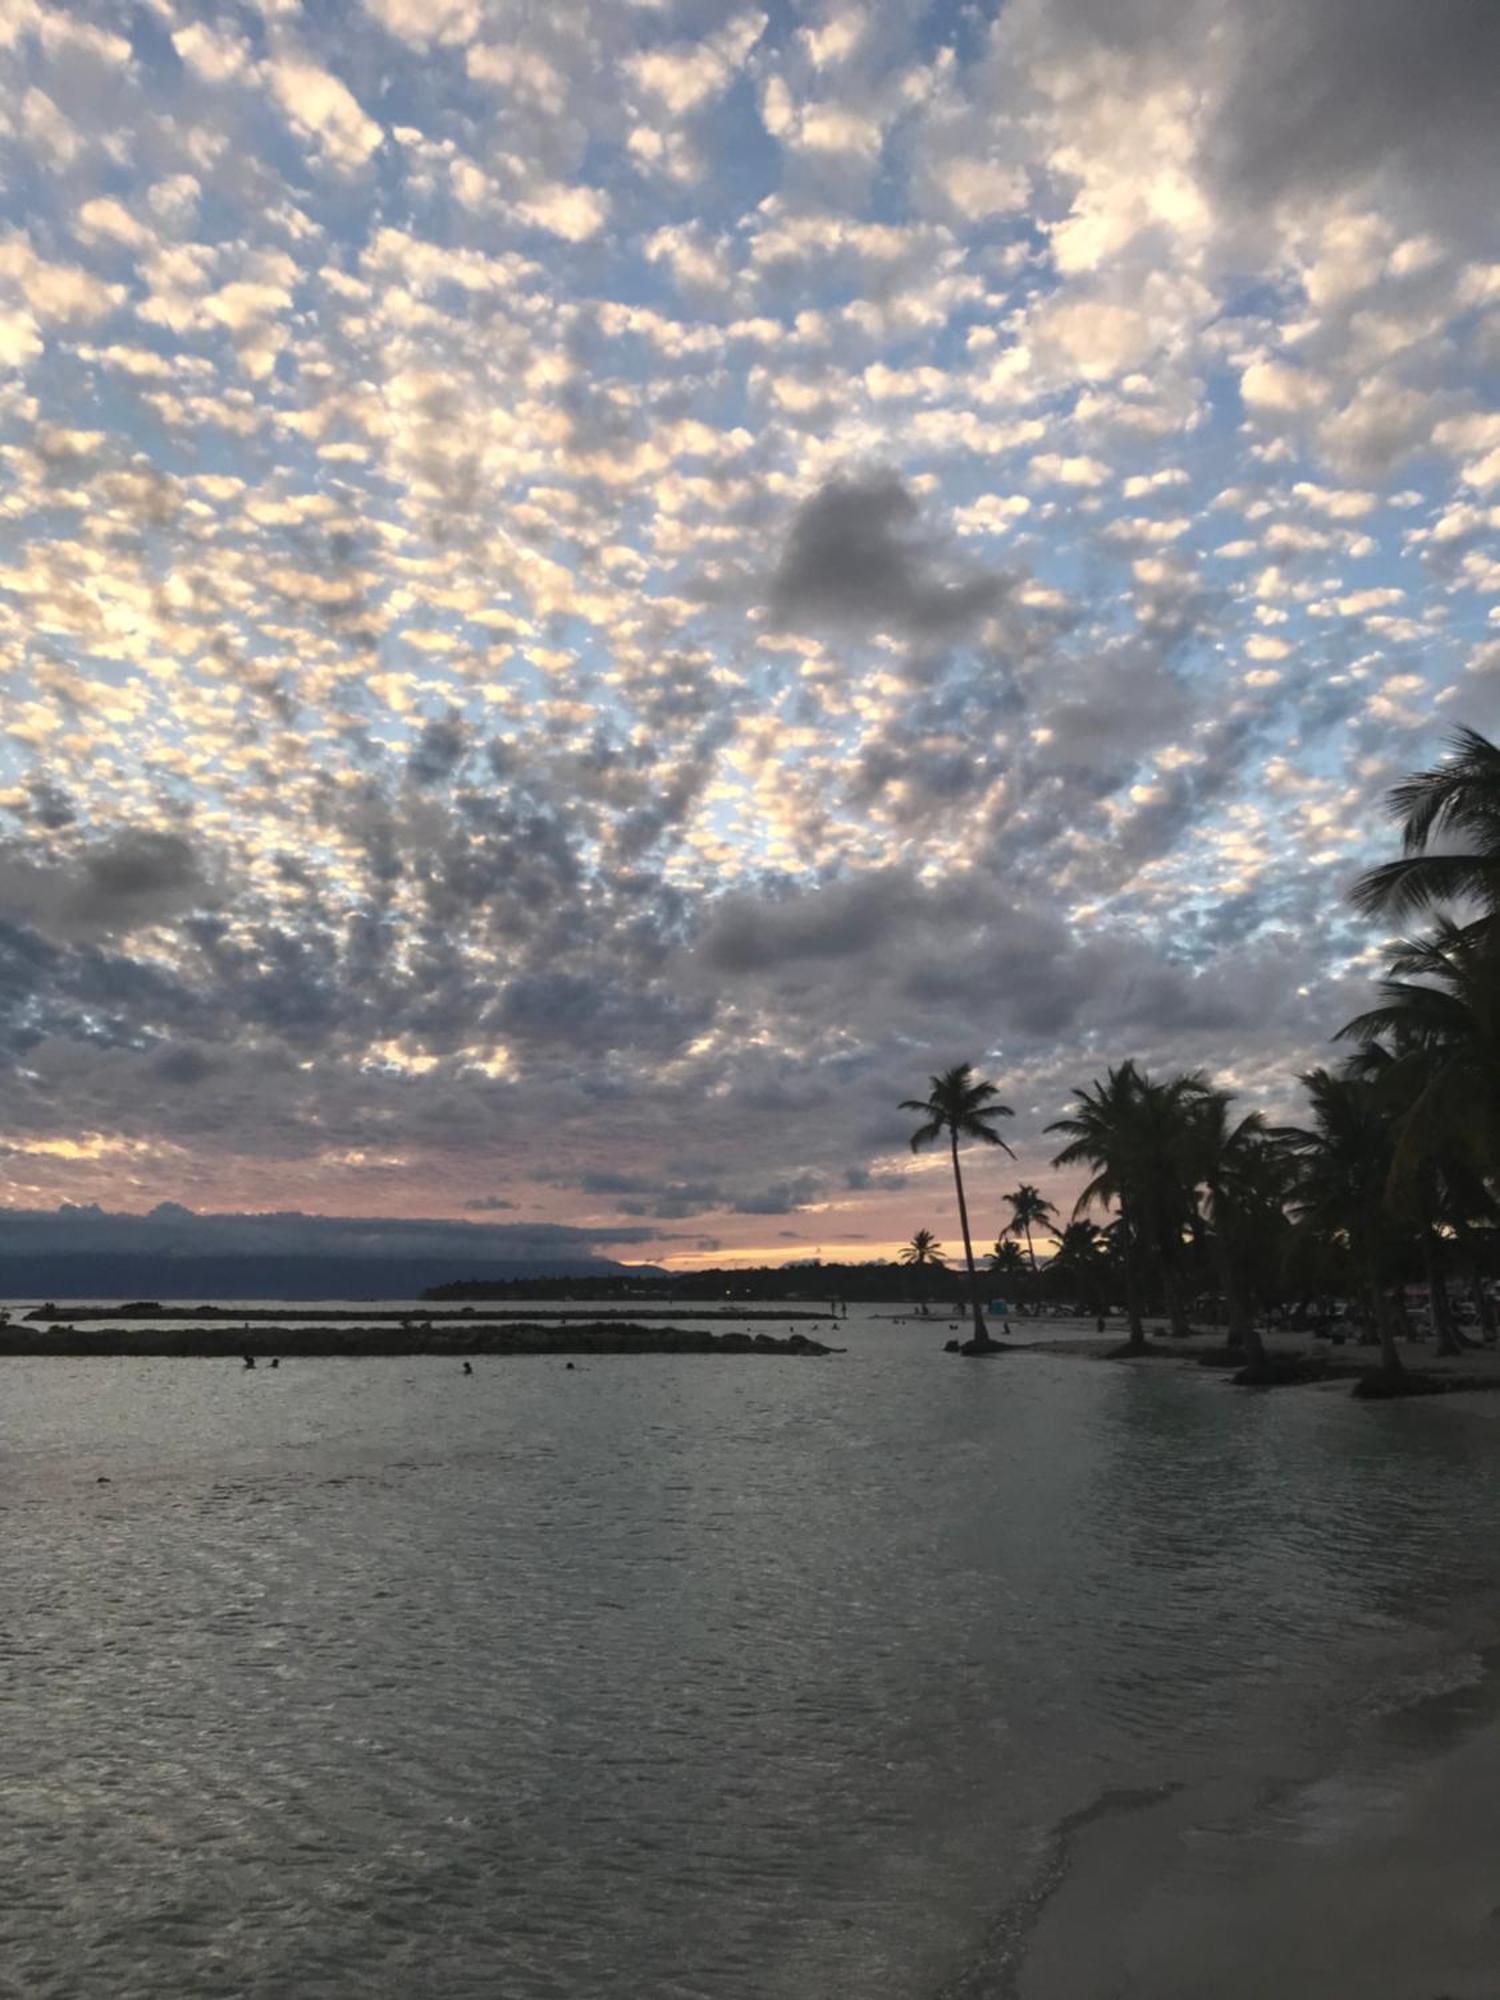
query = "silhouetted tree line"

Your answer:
(897, 726), (1500, 1386)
